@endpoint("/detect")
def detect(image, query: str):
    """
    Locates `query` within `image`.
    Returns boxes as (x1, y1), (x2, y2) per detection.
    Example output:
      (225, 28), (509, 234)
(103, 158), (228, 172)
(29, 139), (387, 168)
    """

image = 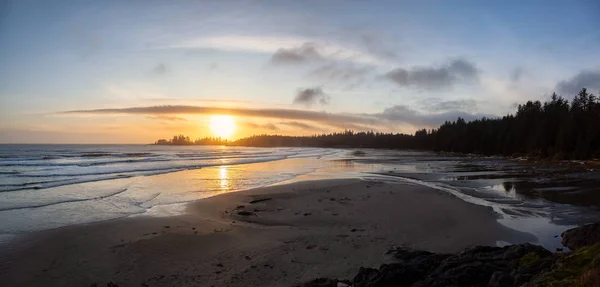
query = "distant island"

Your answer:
(155, 88), (600, 160)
